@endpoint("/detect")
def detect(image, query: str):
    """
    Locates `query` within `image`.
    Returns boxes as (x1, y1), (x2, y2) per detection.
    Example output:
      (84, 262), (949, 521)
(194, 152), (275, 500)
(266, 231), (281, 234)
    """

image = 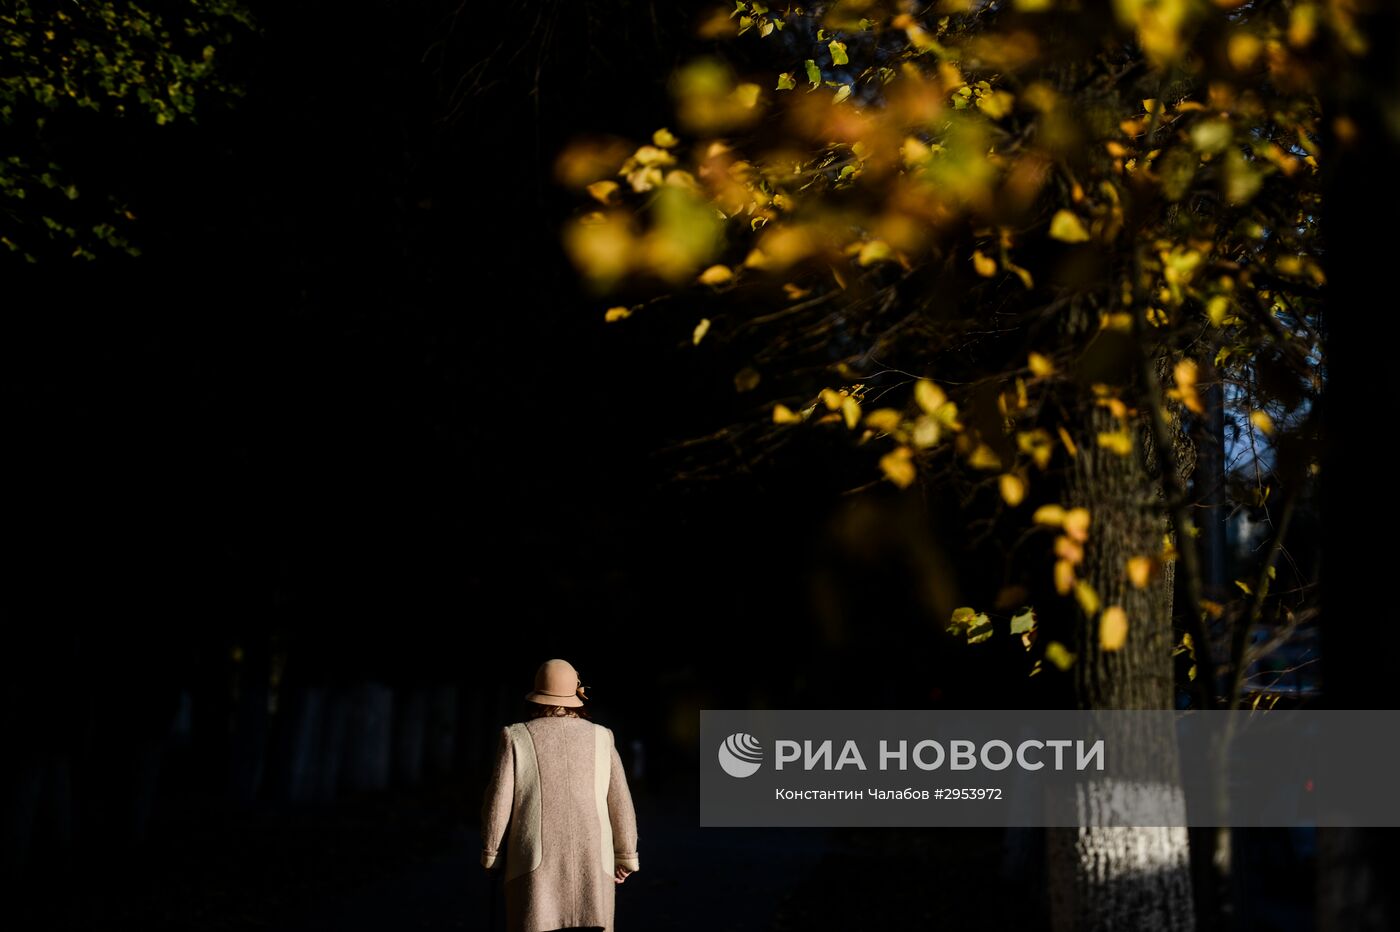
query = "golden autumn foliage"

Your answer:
(562, 0), (1333, 680)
